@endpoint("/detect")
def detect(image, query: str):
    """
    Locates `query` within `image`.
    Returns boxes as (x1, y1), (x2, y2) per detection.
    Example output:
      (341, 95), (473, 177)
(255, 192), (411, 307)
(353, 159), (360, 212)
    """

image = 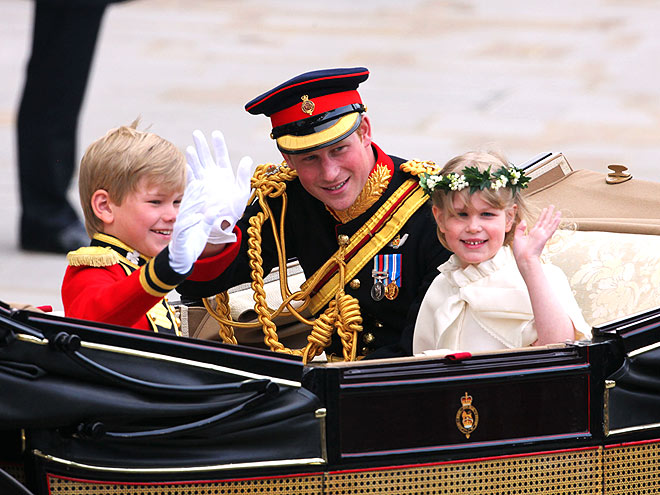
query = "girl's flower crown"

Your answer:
(419, 165), (530, 196)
